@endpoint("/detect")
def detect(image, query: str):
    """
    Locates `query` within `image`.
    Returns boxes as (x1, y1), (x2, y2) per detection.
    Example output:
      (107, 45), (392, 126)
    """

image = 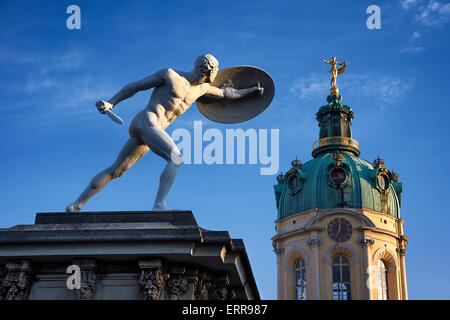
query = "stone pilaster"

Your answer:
(273, 244), (283, 299)
(397, 234), (409, 300)
(307, 235), (322, 299)
(359, 236), (375, 300)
